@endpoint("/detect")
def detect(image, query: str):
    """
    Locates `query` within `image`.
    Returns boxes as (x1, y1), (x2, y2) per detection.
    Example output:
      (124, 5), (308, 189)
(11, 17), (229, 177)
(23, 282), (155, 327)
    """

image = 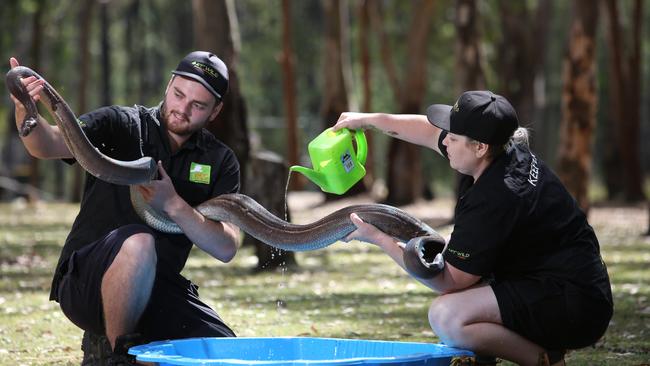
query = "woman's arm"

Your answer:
(333, 112), (444, 156)
(346, 213), (480, 293)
